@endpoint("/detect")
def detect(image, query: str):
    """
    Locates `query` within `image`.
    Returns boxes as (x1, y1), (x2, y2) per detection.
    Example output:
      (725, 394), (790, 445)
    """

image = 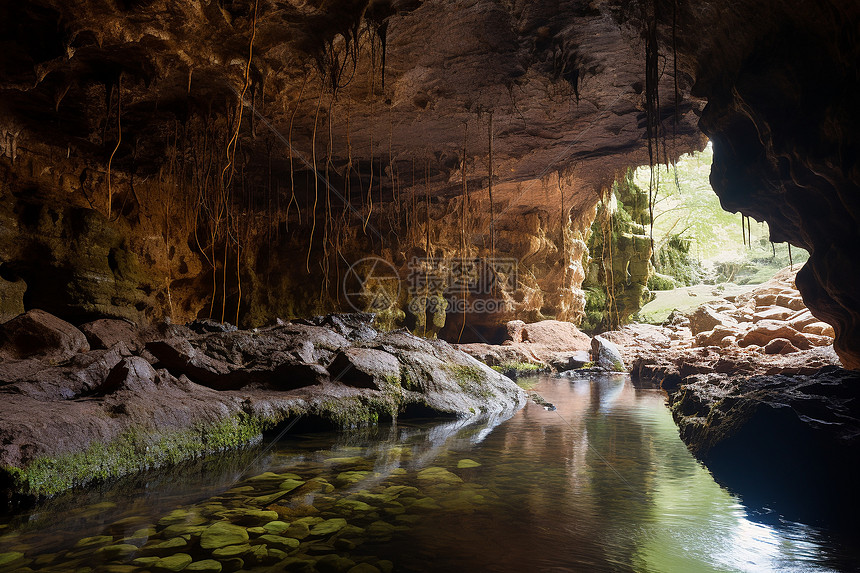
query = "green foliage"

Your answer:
(581, 170), (654, 333)
(647, 272), (678, 291)
(633, 143), (809, 285)
(652, 235), (703, 287)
